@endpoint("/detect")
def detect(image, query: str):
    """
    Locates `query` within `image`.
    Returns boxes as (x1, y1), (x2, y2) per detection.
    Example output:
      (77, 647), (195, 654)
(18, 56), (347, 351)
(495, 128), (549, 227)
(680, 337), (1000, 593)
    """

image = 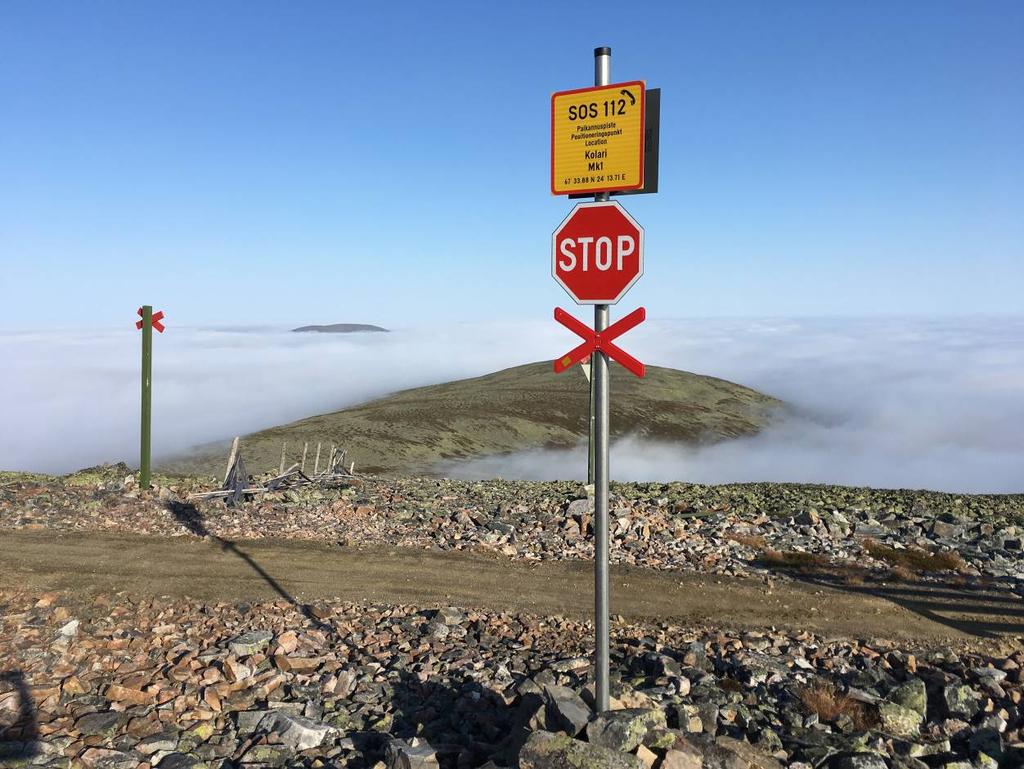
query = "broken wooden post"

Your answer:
(279, 442), (287, 475)
(313, 442), (321, 475)
(301, 442), (308, 472)
(222, 442), (248, 506)
(223, 437), (240, 487)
